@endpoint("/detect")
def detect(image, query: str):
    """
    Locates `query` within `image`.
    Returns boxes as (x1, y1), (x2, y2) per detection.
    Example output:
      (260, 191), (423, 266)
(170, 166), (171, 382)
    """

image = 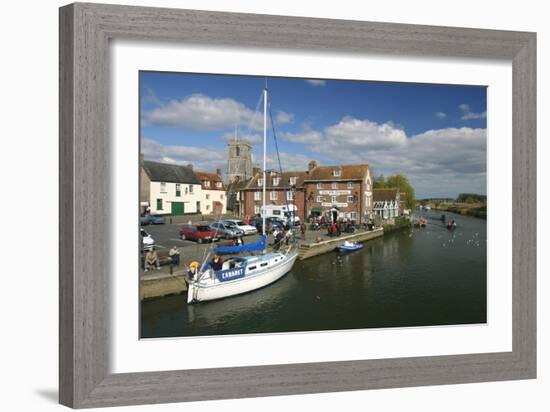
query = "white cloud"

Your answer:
(141, 138), (227, 173)
(265, 152), (311, 172)
(280, 129), (323, 144)
(222, 131), (262, 145)
(275, 110), (294, 125)
(141, 86), (162, 106)
(322, 116), (408, 151)
(281, 116), (486, 197)
(305, 79), (326, 87)
(459, 103), (486, 120)
(435, 111), (447, 119)
(143, 94), (265, 131)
